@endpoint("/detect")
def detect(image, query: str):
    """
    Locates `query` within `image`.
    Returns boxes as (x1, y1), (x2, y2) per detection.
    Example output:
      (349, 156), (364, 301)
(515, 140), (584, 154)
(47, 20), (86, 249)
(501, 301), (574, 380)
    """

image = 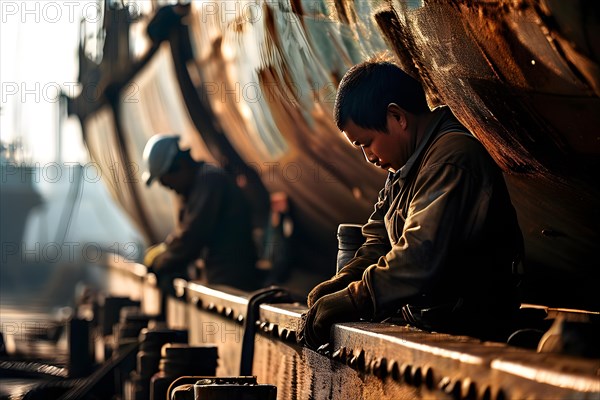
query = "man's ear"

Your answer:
(387, 103), (407, 130)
